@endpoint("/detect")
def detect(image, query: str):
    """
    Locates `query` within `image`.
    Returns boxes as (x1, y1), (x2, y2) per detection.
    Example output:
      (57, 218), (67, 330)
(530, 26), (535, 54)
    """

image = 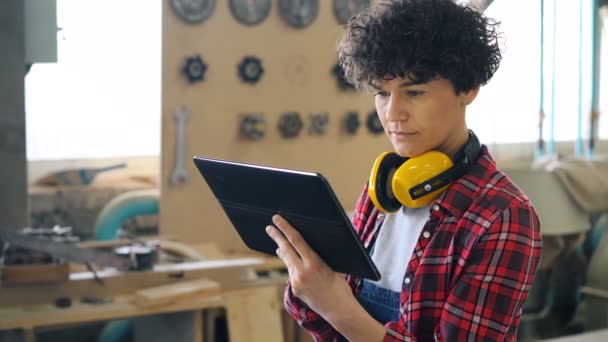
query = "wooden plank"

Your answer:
(189, 243), (226, 260)
(225, 252), (287, 273)
(1, 263), (69, 285)
(0, 295), (224, 330)
(0, 258), (261, 307)
(224, 285), (285, 342)
(23, 328), (36, 342)
(157, 240), (203, 260)
(78, 238), (202, 261)
(76, 236), (176, 249)
(193, 310), (203, 342)
(203, 308), (222, 342)
(580, 286), (608, 299)
(135, 279), (220, 308)
(542, 328), (608, 341)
